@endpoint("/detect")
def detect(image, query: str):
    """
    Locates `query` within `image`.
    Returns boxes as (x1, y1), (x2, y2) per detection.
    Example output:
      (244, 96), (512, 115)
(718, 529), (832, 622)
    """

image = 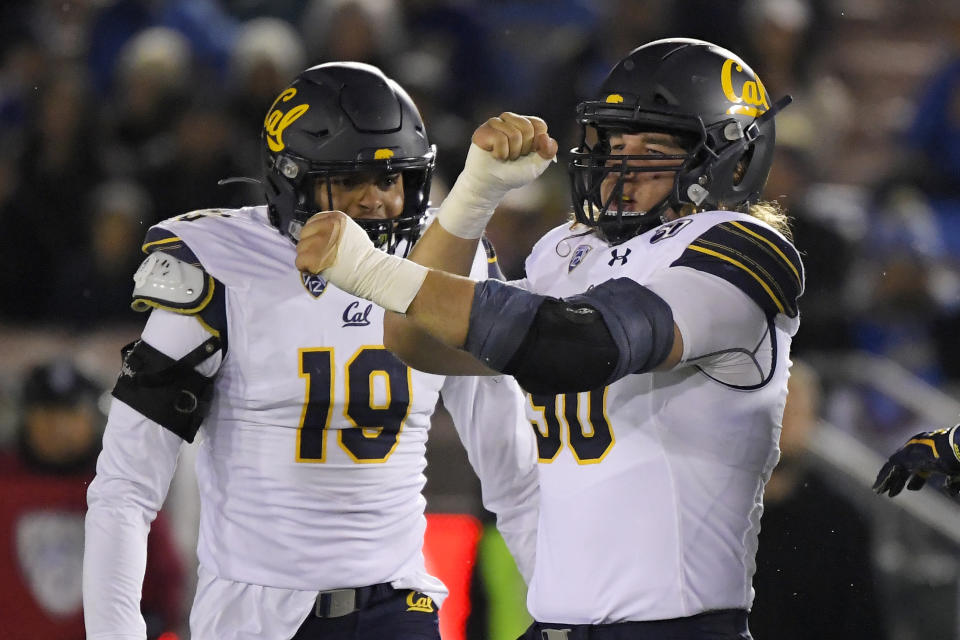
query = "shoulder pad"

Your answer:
(670, 219), (804, 317)
(131, 252), (214, 314)
(141, 226), (202, 264)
